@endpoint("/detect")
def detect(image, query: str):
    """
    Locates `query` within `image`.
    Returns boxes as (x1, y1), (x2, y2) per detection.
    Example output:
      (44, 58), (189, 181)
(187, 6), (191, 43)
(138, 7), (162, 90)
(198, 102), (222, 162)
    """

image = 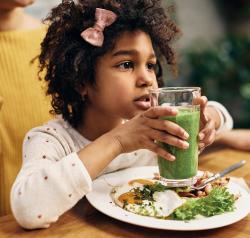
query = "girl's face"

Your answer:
(0, 0), (35, 10)
(85, 30), (158, 120)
